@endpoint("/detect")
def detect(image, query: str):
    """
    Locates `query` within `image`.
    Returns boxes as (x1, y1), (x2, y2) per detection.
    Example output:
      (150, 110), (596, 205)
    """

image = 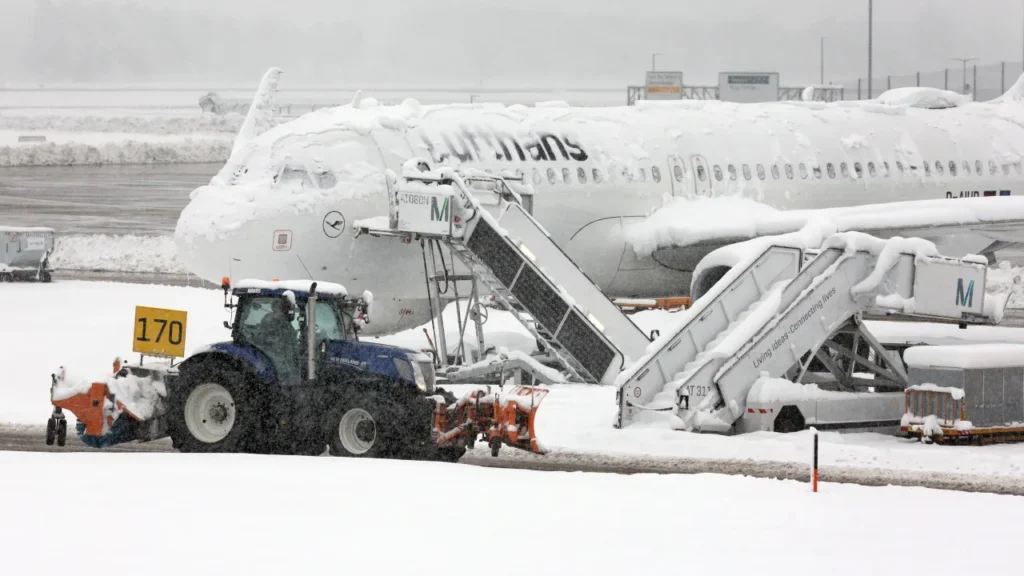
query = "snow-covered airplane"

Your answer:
(175, 68), (1024, 336)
